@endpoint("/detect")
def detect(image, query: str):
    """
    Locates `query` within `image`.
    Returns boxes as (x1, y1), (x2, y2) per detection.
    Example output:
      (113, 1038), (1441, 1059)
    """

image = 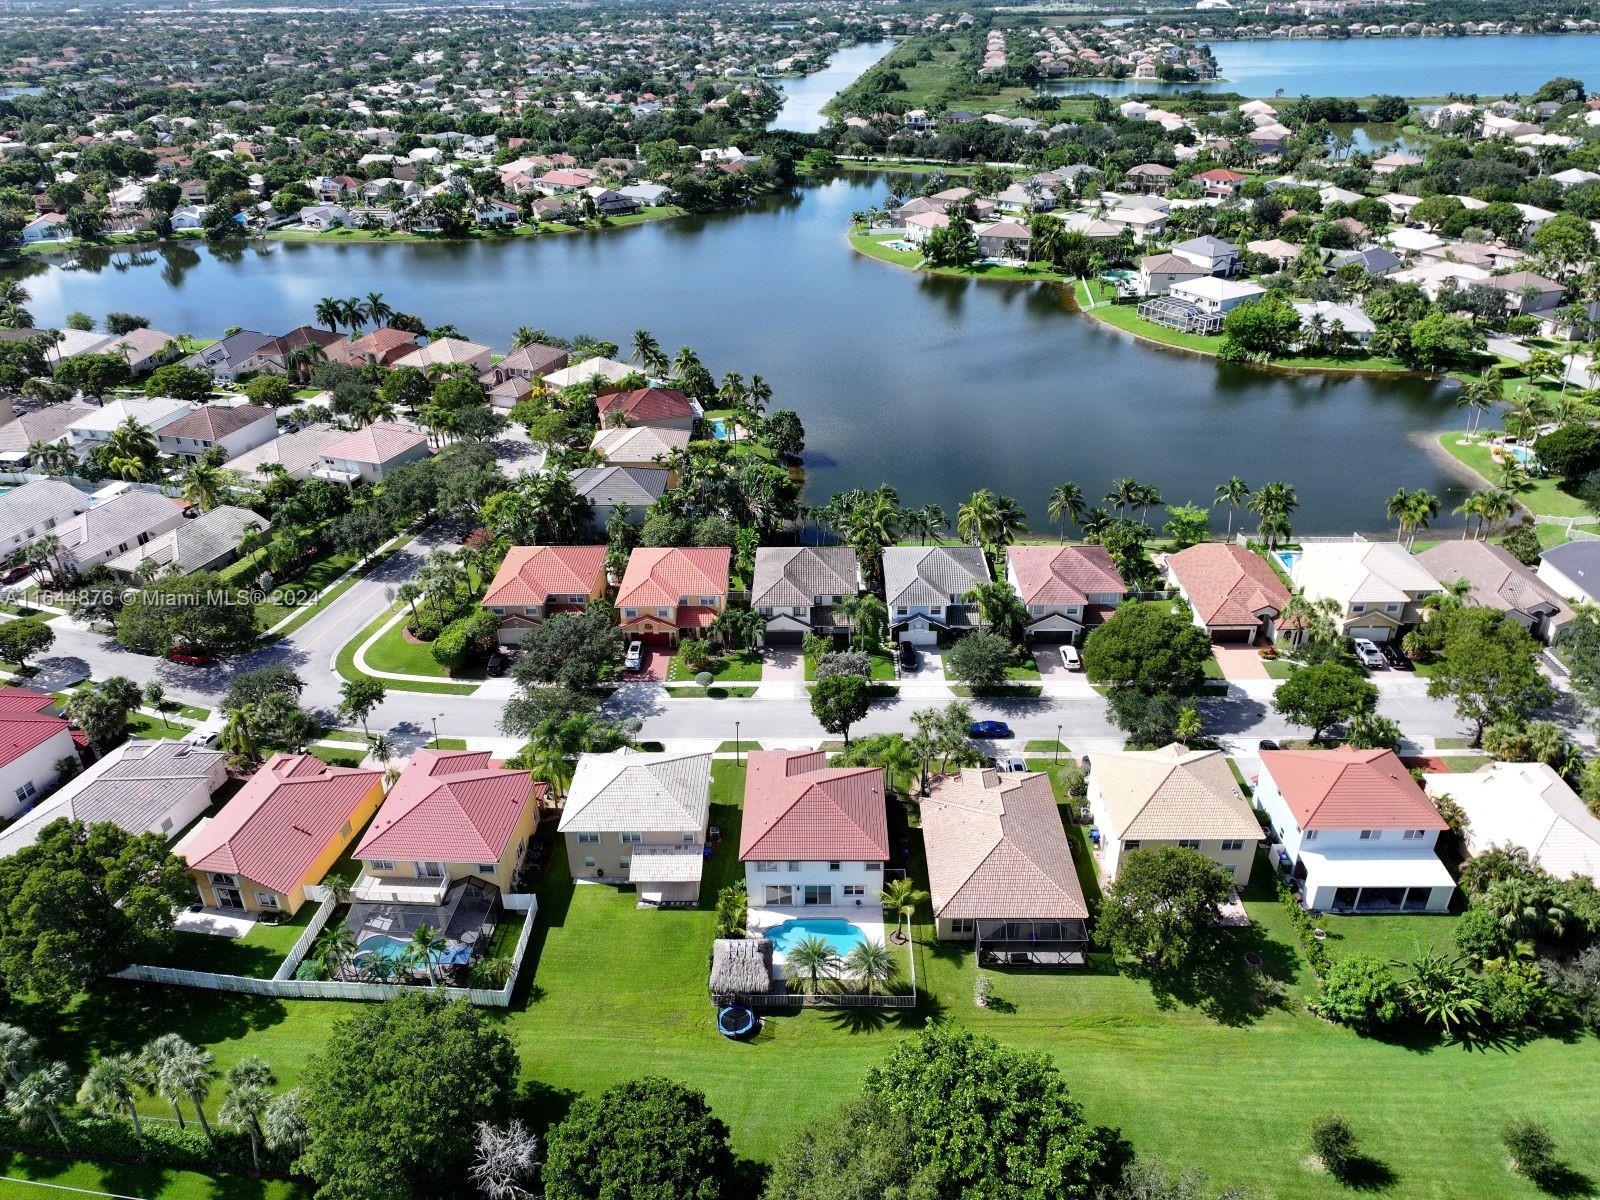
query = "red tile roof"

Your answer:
(595, 387), (695, 425)
(616, 547), (729, 609)
(1007, 544), (1125, 606)
(1167, 542), (1289, 628)
(1262, 747), (1447, 832)
(0, 686), (71, 770)
(345, 327), (418, 363)
(739, 750), (889, 862)
(180, 753), (382, 893)
(160, 404), (273, 443)
(483, 545), (607, 607)
(1194, 168), (1246, 183)
(355, 750), (544, 864)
